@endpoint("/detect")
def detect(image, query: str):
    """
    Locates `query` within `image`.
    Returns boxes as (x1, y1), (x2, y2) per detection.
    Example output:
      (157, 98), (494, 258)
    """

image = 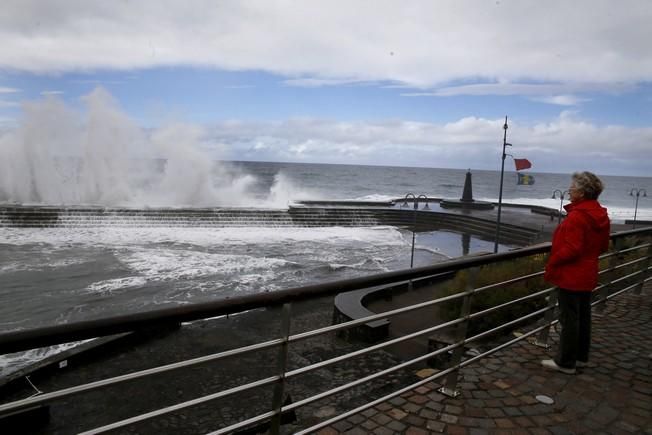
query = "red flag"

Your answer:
(514, 158), (532, 171)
